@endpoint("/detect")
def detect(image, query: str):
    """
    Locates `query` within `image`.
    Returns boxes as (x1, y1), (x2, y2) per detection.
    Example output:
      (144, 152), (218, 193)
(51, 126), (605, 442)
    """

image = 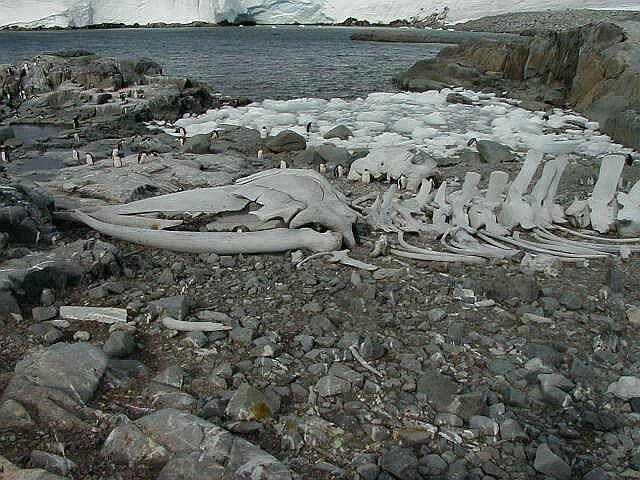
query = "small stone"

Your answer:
(428, 308), (447, 322)
(0, 399), (35, 429)
(220, 256), (236, 268)
(315, 375), (351, 397)
(381, 448), (419, 480)
(538, 373), (575, 392)
(583, 467), (610, 480)
(356, 462), (380, 480)
(500, 418), (527, 442)
(103, 331), (136, 358)
(446, 92), (473, 105)
(30, 450), (77, 476)
(73, 331), (91, 341)
(183, 331), (208, 348)
(149, 295), (190, 321)
(420, 454), (447, 476)
(88, 286), (108, 300)
(559, 292), (582, 310)
(230, 327), (254, 345)
(31, 306), (57, 322)
(470, 415), (499, 436)
(43, 328), (63, 345)
(40, 289), (55, 306)
(533, 443), (571, 480)
(226, 384), (274, 421)
(607, 376), (640, 400)
(446, 392), (485, 421)
(627, 306), (640, 326)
